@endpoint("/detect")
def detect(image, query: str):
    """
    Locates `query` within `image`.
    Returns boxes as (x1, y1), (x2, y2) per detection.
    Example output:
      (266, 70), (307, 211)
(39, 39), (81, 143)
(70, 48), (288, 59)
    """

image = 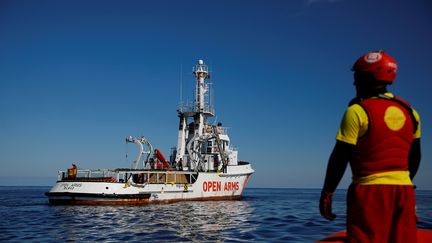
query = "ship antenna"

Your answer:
(179, 63), (183, 107)
(125, 141), (128, 162)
